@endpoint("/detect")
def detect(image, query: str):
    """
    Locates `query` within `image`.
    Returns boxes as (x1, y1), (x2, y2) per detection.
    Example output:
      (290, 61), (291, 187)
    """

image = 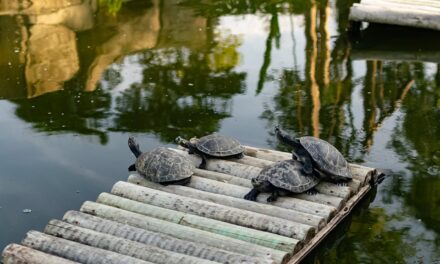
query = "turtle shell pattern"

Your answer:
(256, 160), (320, 193)
(299, 136), (352, 180)
(135, 147), (194, 183)
(195, 134), (244, 157)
